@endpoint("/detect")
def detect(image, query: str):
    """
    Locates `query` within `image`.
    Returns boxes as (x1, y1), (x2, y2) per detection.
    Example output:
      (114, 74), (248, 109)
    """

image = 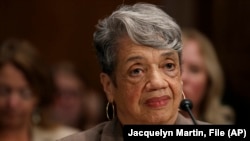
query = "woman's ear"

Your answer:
(100, 72), (114, 102)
